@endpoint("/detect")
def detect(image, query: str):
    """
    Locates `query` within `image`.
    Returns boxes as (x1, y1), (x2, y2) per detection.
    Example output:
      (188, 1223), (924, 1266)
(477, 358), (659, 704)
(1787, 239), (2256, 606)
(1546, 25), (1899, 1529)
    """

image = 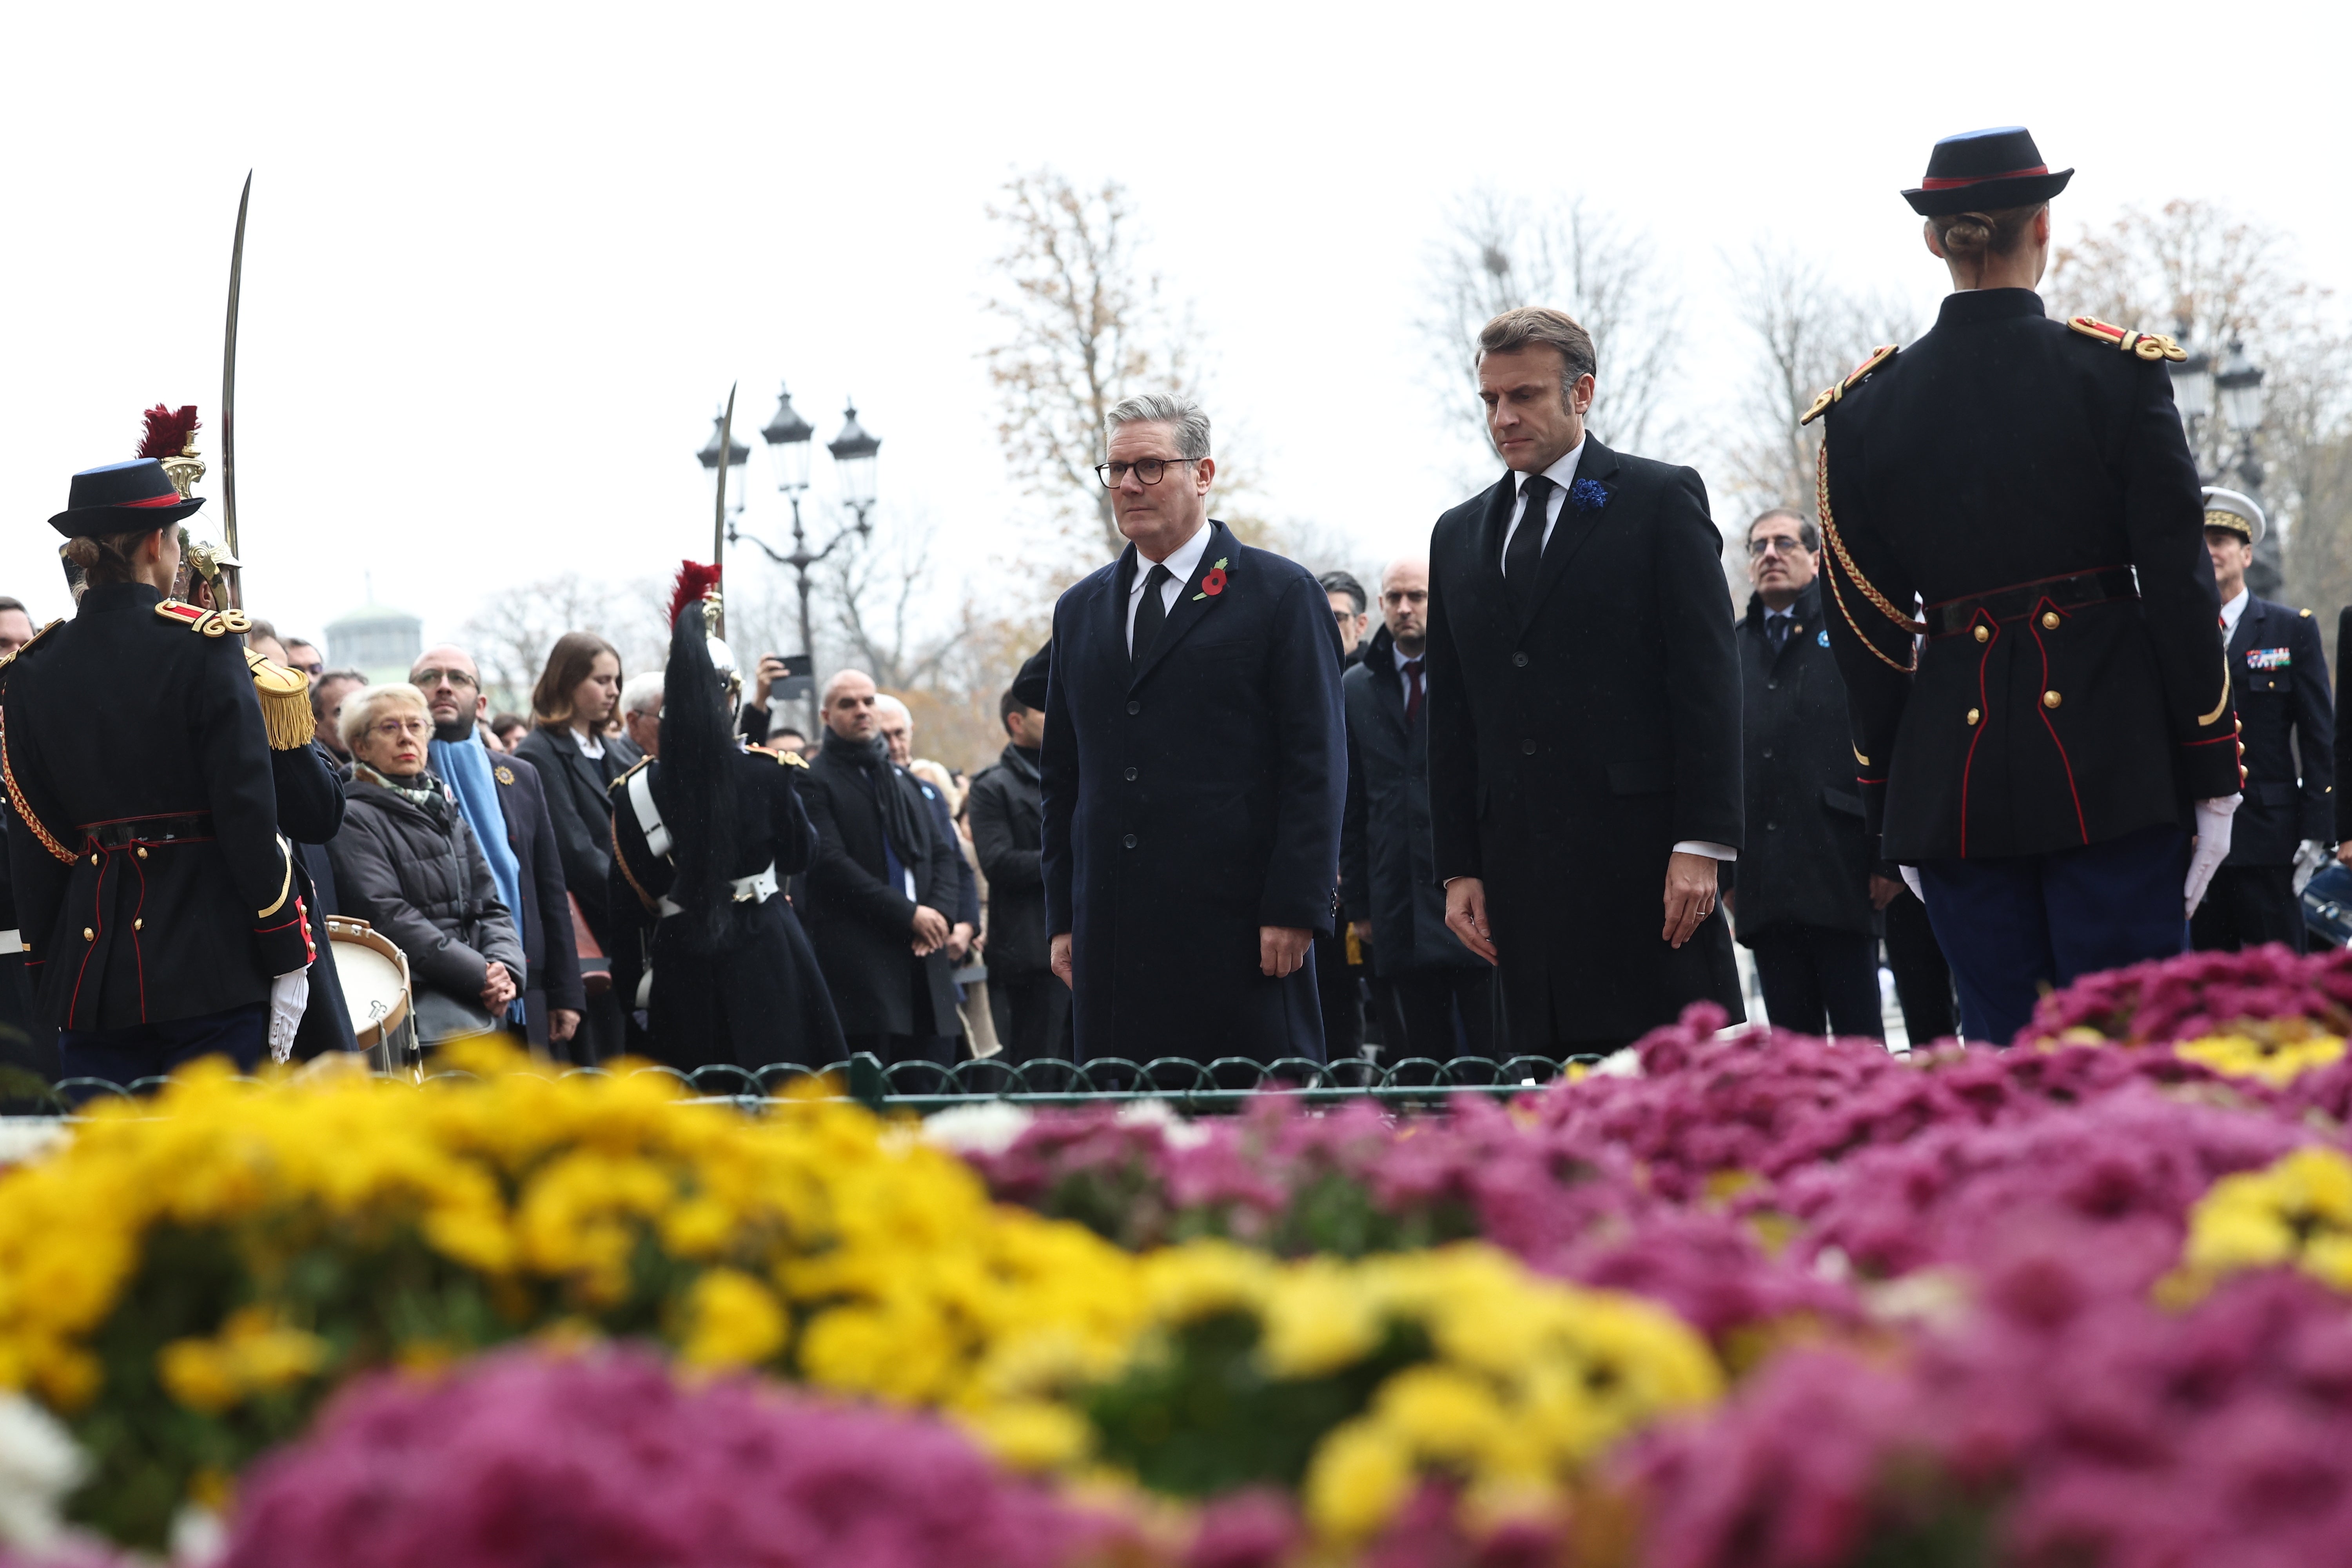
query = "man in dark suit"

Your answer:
(799, 668), (962, 1065)
(414, 646), (587, 1055)
(1042, 392), (1347, 1064)
(2192, 491), (2331, 952)
(1726, 510), (1885, 1036)
(968, 650), (1069, 1060)
(1426, 308), (1744, 1054)
(1343, 556), (1494, 1058)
